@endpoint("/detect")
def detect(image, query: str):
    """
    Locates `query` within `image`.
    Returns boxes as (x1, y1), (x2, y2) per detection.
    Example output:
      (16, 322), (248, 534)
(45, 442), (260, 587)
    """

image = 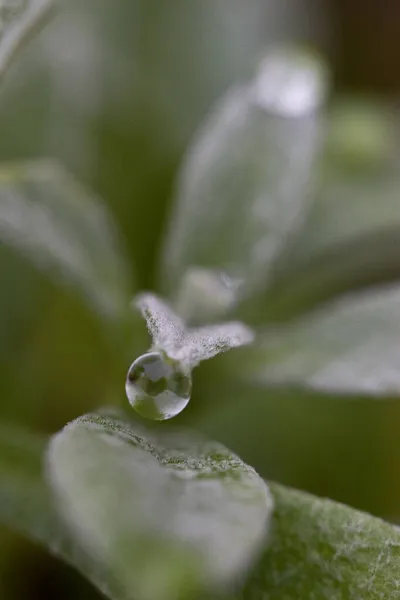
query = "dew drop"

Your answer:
(125, 351), (192, 421)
